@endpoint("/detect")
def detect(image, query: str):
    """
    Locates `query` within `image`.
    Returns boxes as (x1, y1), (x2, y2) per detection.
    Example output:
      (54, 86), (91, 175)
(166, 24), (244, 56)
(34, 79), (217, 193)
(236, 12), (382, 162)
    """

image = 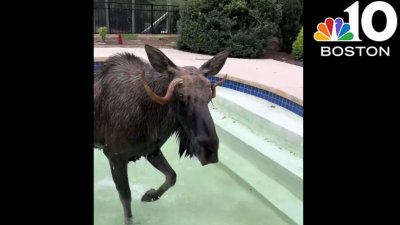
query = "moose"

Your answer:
(94, 45), (229, 224)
